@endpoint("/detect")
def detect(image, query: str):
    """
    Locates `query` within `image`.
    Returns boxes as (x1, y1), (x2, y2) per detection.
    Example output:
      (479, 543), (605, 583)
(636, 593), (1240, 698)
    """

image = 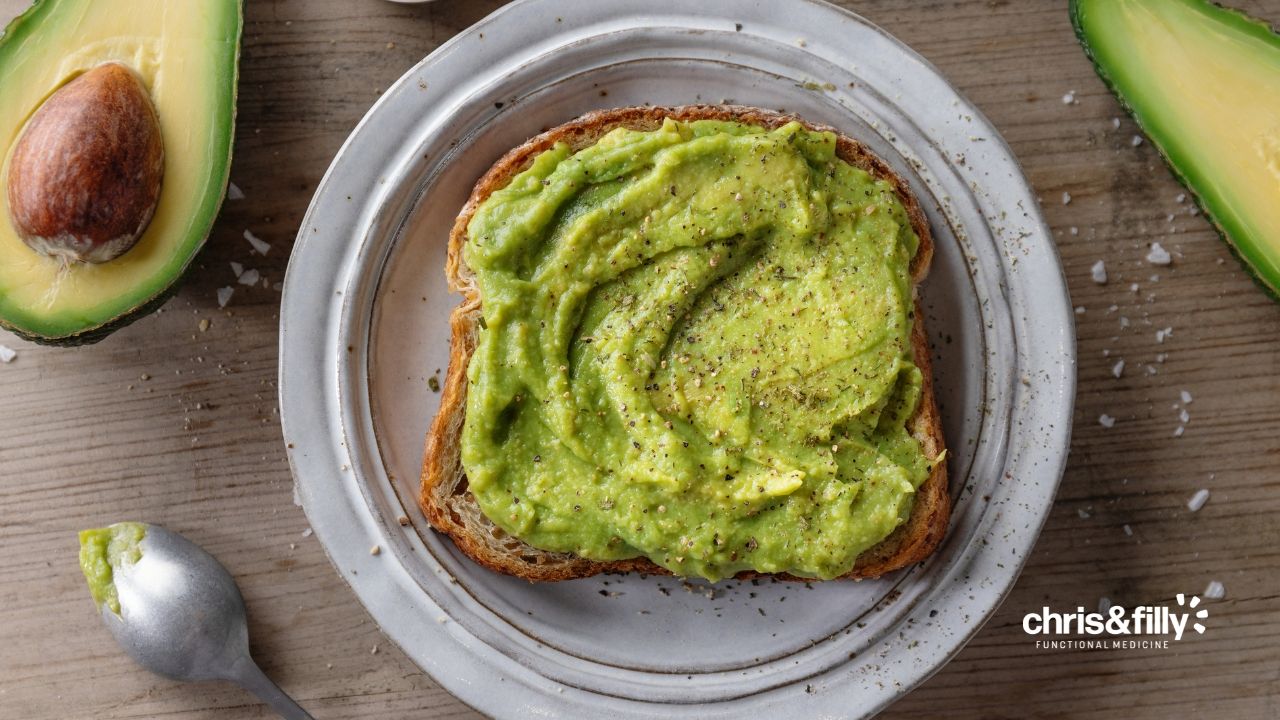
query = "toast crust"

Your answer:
(420, 105), (948, 582)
